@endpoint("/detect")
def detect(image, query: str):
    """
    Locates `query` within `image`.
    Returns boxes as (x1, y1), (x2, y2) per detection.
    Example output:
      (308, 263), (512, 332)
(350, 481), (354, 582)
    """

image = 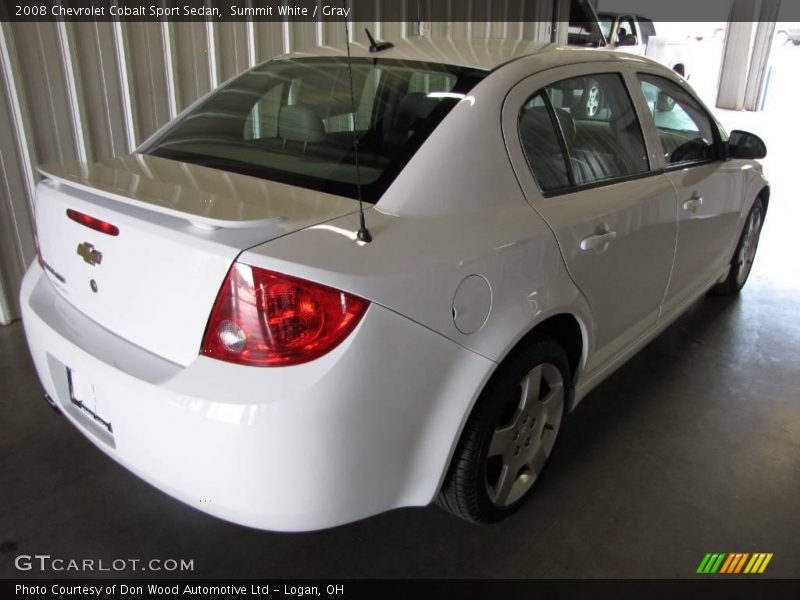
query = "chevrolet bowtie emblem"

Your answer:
(76, 242), (102, 266)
